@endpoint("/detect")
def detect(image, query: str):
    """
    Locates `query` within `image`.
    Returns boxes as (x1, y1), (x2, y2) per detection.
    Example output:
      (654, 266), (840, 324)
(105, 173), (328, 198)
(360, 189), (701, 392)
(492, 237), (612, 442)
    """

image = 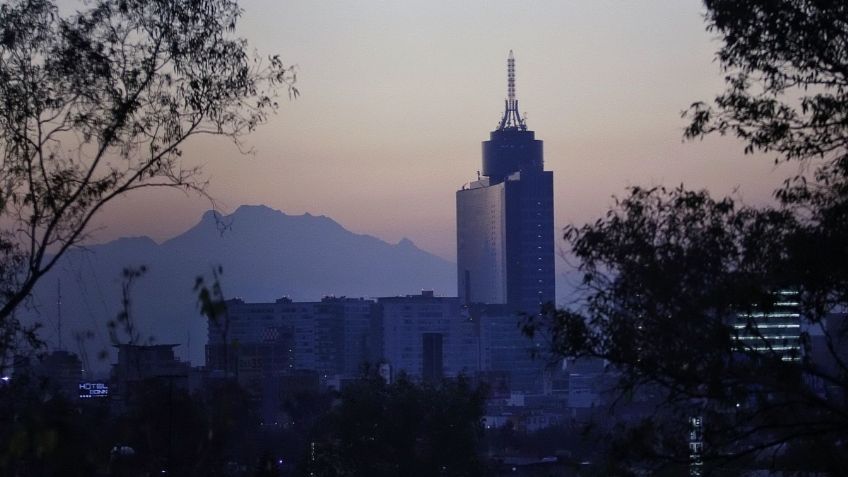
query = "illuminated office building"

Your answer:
(731, 290), (802, 362)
